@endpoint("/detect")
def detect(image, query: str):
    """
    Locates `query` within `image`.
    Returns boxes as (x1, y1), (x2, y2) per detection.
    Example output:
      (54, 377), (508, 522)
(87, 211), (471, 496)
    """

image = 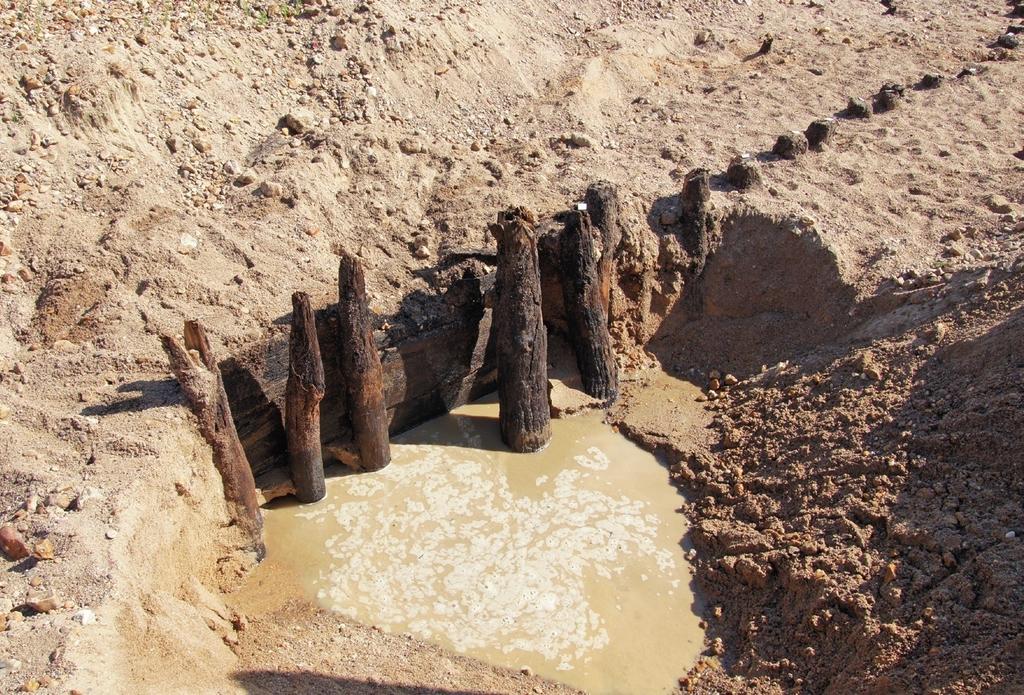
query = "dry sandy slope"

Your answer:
(0, 0), (1021, 693)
